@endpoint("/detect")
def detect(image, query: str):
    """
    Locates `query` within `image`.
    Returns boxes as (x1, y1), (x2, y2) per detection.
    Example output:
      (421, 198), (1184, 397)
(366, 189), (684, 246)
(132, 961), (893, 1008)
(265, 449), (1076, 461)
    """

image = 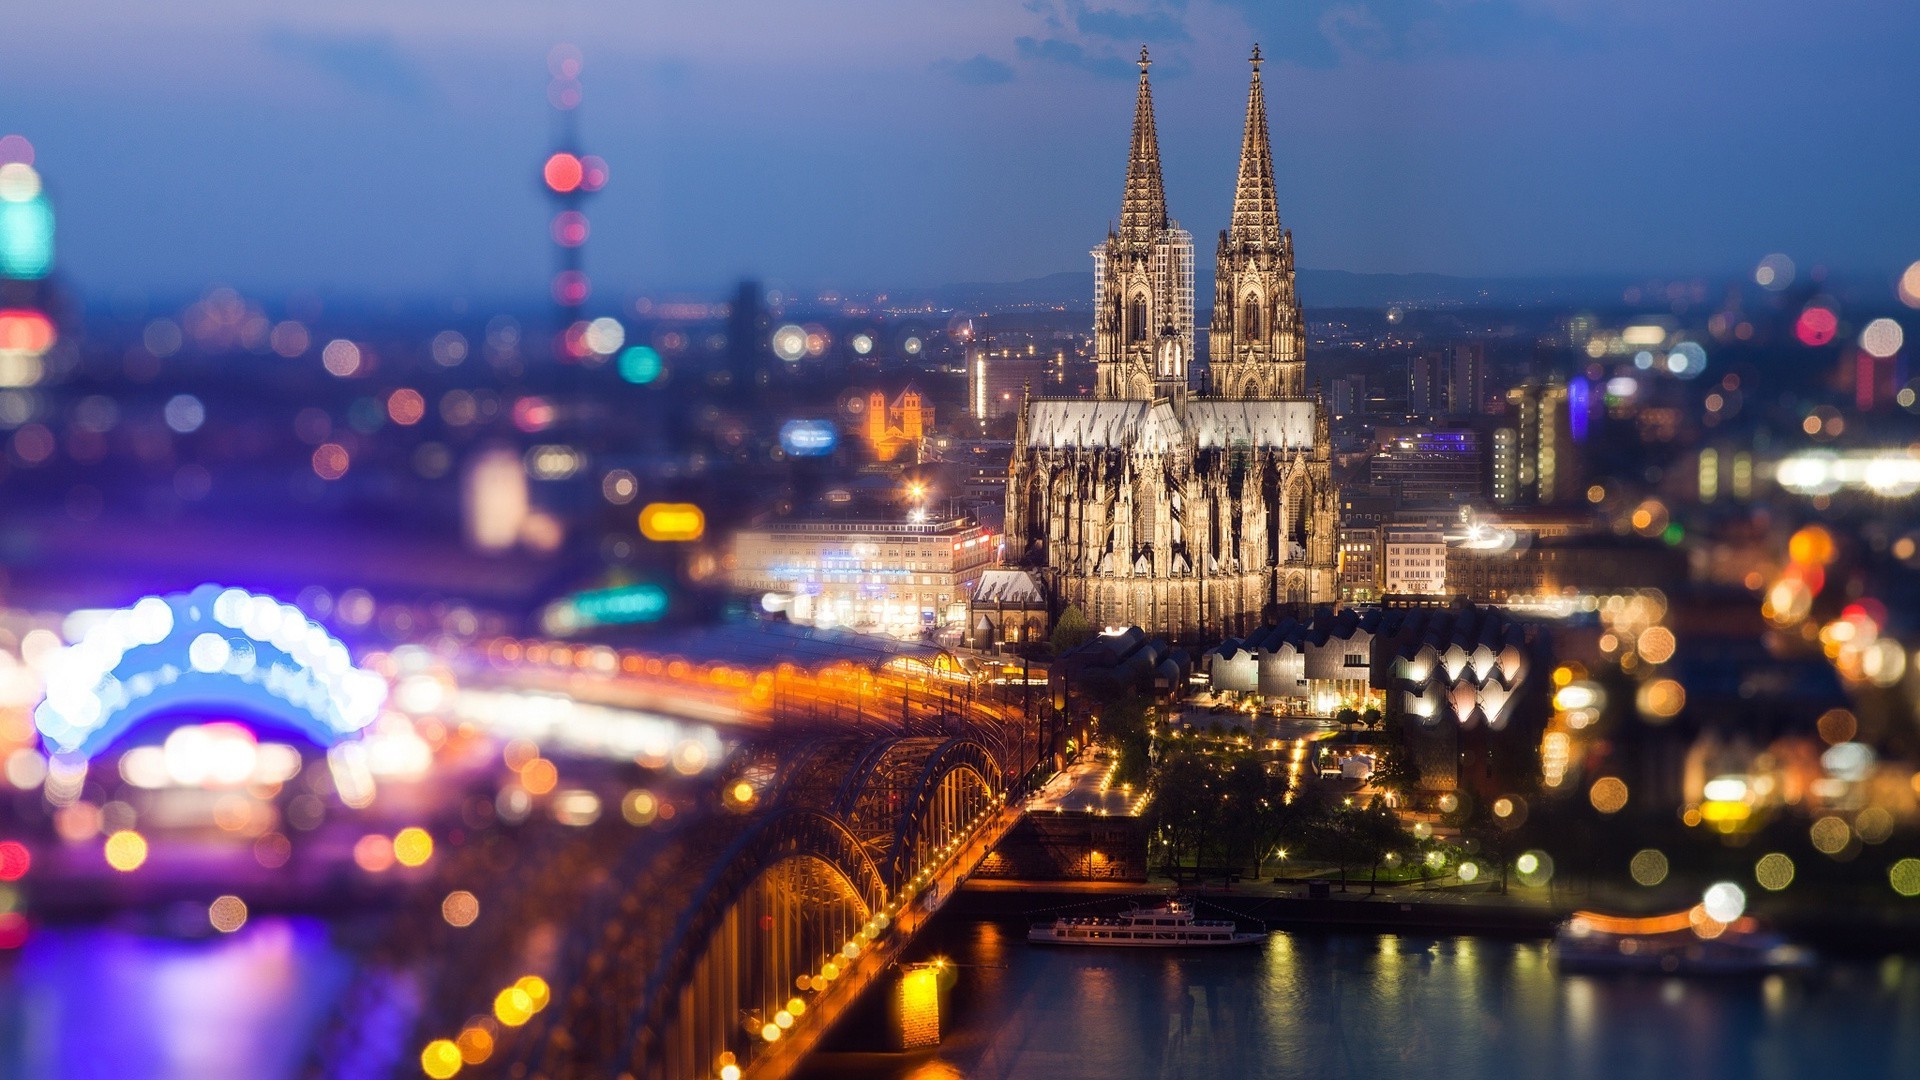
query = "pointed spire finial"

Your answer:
(1119, 43), (1168, 237)
(1228, 44), (1281, 246)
